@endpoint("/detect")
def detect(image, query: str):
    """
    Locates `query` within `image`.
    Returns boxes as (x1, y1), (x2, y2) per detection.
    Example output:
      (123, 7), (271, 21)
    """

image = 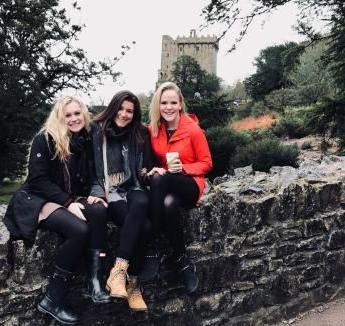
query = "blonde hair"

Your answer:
(149, 81), (186, 137)
(41, 96), (90, 161)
